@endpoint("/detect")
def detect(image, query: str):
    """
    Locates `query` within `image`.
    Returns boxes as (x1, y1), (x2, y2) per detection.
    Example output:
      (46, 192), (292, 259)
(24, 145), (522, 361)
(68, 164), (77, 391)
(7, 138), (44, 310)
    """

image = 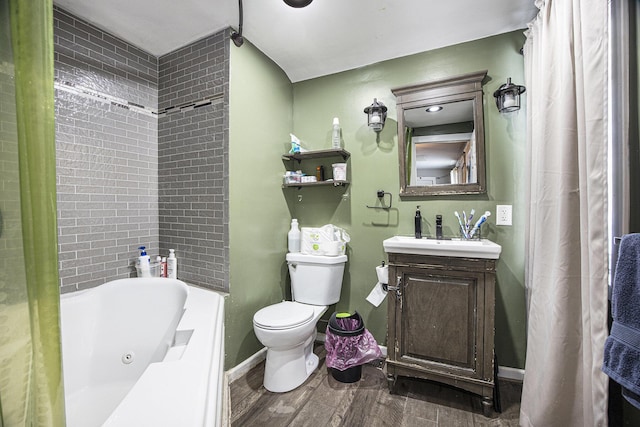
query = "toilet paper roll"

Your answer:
(376, 265), (388, 284)
(325, 241), (340, 256)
